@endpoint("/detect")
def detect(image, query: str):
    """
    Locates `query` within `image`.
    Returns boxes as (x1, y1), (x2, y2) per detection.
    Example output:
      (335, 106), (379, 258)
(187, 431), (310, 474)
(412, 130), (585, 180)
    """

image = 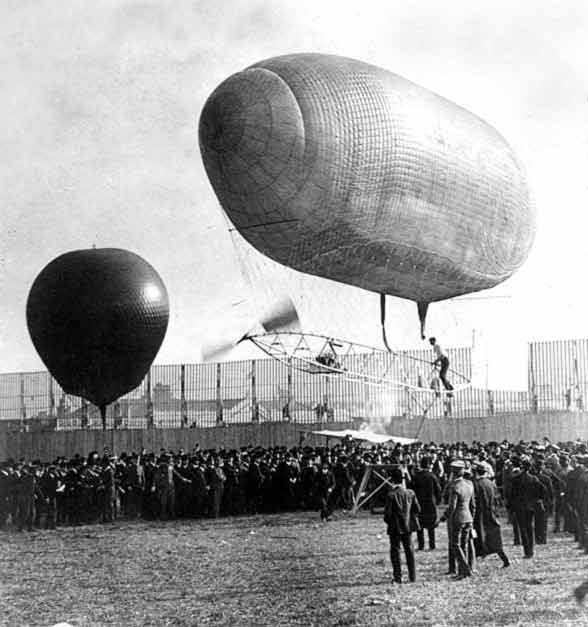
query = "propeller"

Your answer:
(201, 295), (300, 362)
